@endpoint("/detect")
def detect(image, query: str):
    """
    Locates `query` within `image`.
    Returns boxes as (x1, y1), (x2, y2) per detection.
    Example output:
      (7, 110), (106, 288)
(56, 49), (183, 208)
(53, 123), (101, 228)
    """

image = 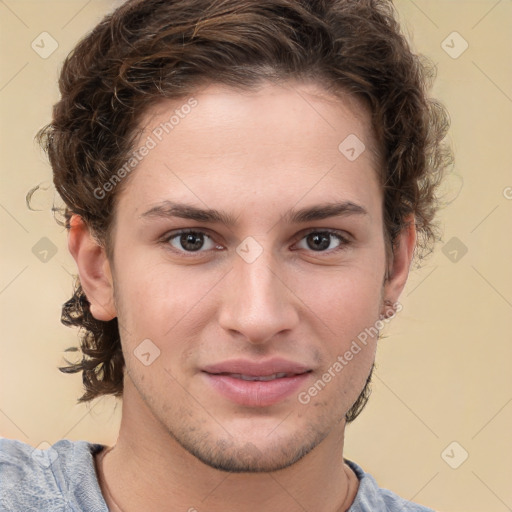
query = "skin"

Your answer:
(69, 80), (416, 512)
